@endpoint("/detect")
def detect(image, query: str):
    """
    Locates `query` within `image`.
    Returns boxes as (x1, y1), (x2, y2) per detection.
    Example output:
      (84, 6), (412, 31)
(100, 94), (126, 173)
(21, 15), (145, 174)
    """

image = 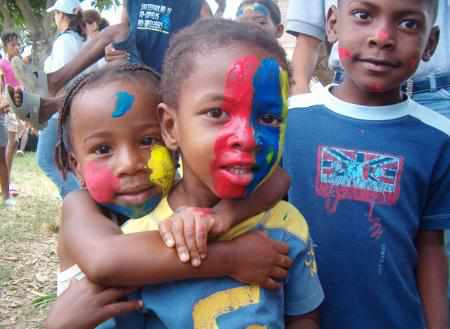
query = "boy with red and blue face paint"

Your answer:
(98, 19), (323, 329)
(284, 0), (450, 328)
